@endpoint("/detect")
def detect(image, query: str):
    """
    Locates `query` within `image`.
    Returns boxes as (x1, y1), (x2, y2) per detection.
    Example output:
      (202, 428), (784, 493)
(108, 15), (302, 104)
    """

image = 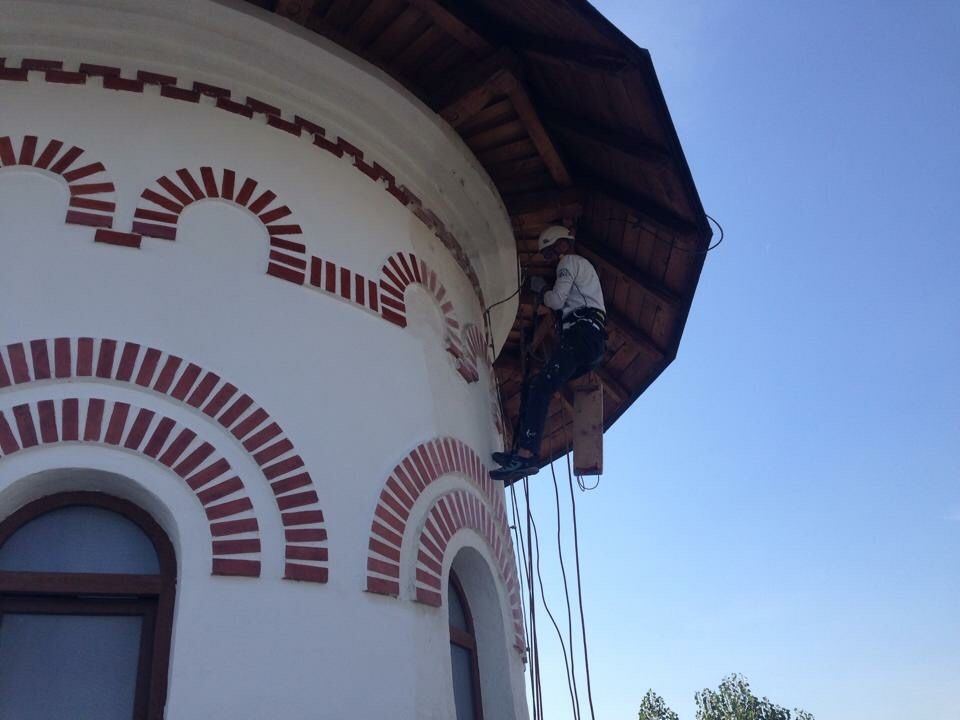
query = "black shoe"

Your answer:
(490, 454), (539, 483)
(491, 450), (514, 466)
